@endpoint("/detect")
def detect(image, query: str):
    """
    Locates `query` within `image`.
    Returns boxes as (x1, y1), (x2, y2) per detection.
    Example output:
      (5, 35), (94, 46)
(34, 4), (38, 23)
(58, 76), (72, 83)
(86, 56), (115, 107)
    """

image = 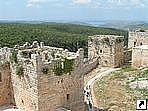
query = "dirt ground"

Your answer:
(93, 66), (148, 111)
